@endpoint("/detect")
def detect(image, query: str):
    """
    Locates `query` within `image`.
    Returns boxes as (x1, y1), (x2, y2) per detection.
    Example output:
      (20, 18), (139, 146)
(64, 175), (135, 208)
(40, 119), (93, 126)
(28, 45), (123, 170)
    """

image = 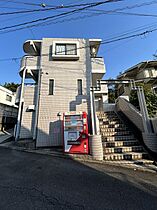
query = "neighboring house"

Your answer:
(0, 86), (18, 130)
(15, 38), (107, 147)
(117, 60), (157, 97)
(0, 85), (16, 107)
